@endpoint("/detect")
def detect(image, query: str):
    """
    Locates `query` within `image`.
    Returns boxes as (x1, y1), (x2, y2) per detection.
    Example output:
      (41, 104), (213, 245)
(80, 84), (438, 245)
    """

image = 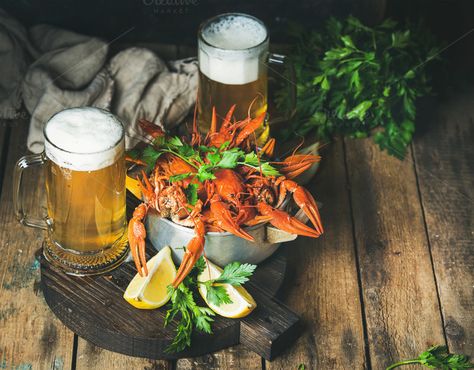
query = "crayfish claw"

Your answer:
(128, 204), (149, 277)
(172, 219), (206, 287)
(258, 202), (321, 238)
(292, 187), (324, 235)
